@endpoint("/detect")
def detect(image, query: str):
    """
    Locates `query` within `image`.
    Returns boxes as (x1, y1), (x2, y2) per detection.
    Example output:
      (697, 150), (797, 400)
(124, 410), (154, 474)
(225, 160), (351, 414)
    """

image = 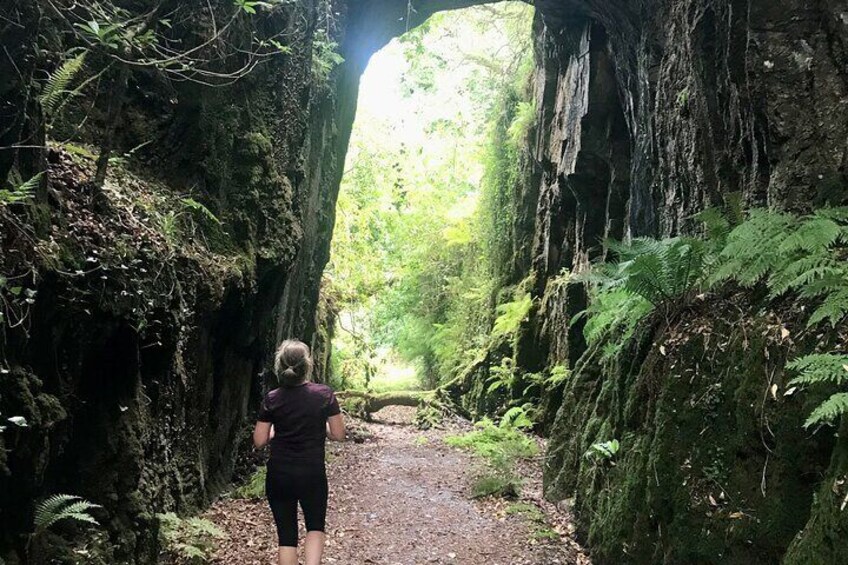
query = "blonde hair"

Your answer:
(274, 339), (313, 387)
